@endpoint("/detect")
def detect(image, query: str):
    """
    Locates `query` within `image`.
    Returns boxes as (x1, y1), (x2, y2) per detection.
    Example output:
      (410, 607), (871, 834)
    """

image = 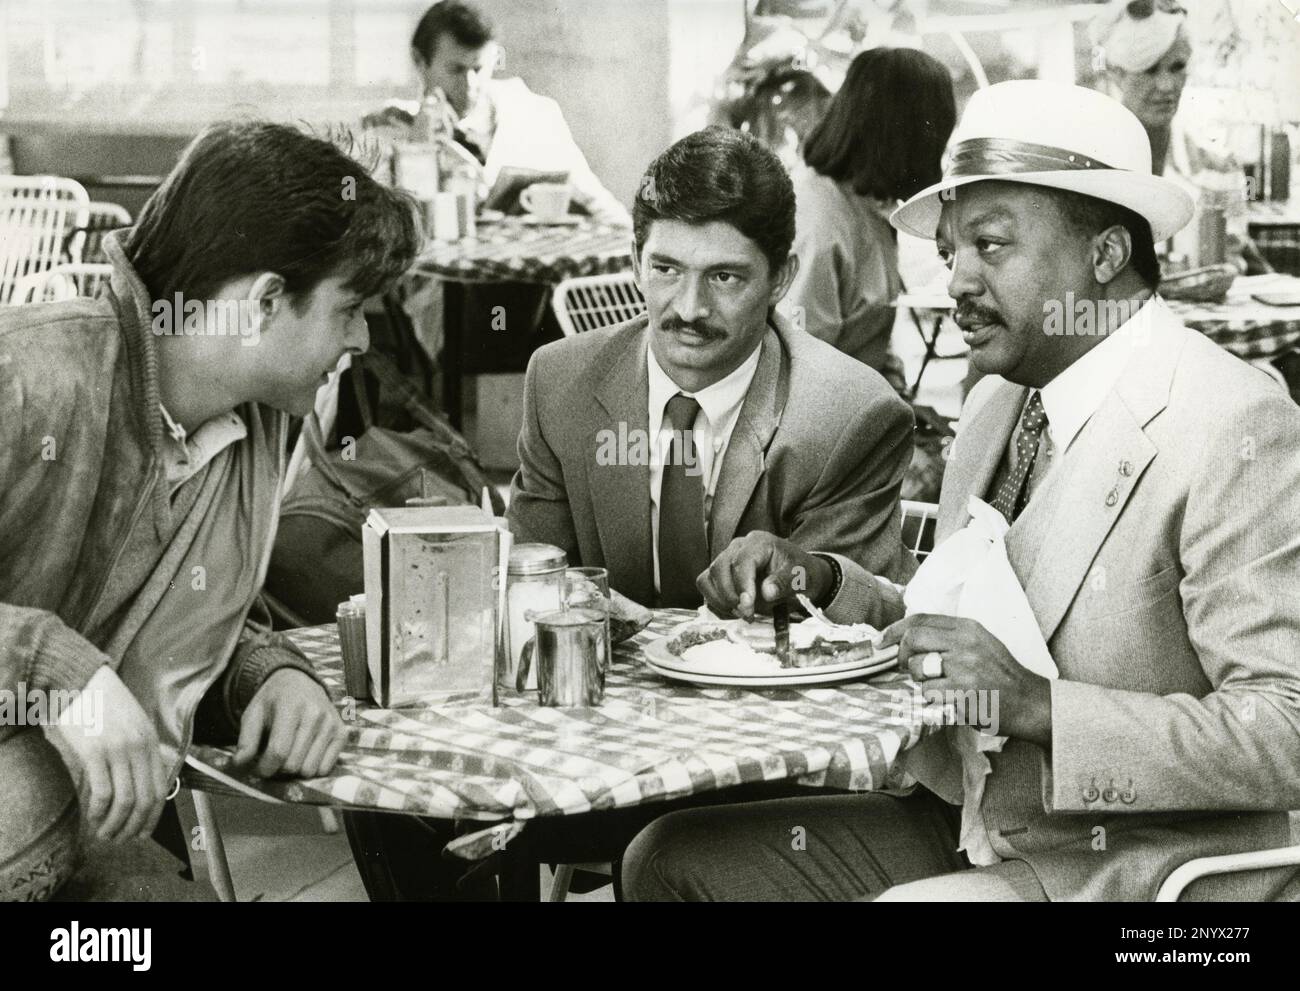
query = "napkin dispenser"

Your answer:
(361, 506), (501, 707)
